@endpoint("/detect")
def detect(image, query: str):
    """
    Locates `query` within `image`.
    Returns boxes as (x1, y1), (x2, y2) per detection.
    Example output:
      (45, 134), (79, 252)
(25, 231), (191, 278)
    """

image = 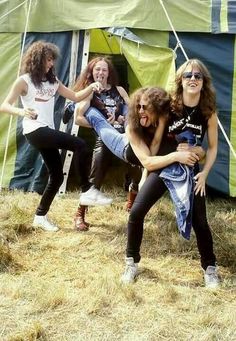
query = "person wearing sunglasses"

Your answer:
(121, 59), (219, 289)
(75, 85), (198, 174)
